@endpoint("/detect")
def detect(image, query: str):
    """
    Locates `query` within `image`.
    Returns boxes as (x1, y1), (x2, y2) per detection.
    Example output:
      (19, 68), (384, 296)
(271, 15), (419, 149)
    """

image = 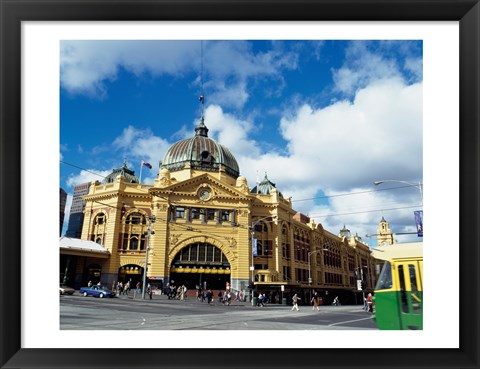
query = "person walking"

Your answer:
(291, 293), (301, 311)
(207, 289), (213, 304)
(146, 283), (153, 300)
(367, 293), (373, 312)
(311, 291), (320, 311)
